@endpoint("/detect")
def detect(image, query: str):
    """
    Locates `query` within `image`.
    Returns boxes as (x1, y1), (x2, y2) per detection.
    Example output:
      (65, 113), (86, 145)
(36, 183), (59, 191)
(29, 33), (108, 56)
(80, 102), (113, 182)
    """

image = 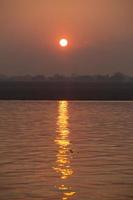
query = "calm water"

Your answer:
(0, 101), (133, 200)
